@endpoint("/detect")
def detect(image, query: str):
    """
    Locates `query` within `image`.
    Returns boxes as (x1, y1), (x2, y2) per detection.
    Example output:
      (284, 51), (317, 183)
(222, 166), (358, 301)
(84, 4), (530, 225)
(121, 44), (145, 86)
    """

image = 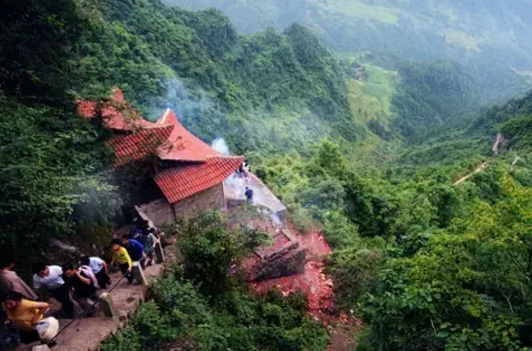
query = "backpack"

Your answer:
(80, 265), (99, 289)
